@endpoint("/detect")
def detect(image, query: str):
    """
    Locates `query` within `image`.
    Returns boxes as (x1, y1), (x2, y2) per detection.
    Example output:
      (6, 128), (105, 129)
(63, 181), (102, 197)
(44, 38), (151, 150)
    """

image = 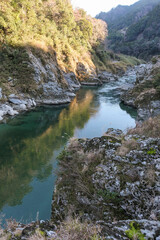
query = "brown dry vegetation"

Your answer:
(55, 217), (103, 240)
(0, 217), (104, 240)
(128, 115), (160, 138)
(117, 139), (139, 157)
